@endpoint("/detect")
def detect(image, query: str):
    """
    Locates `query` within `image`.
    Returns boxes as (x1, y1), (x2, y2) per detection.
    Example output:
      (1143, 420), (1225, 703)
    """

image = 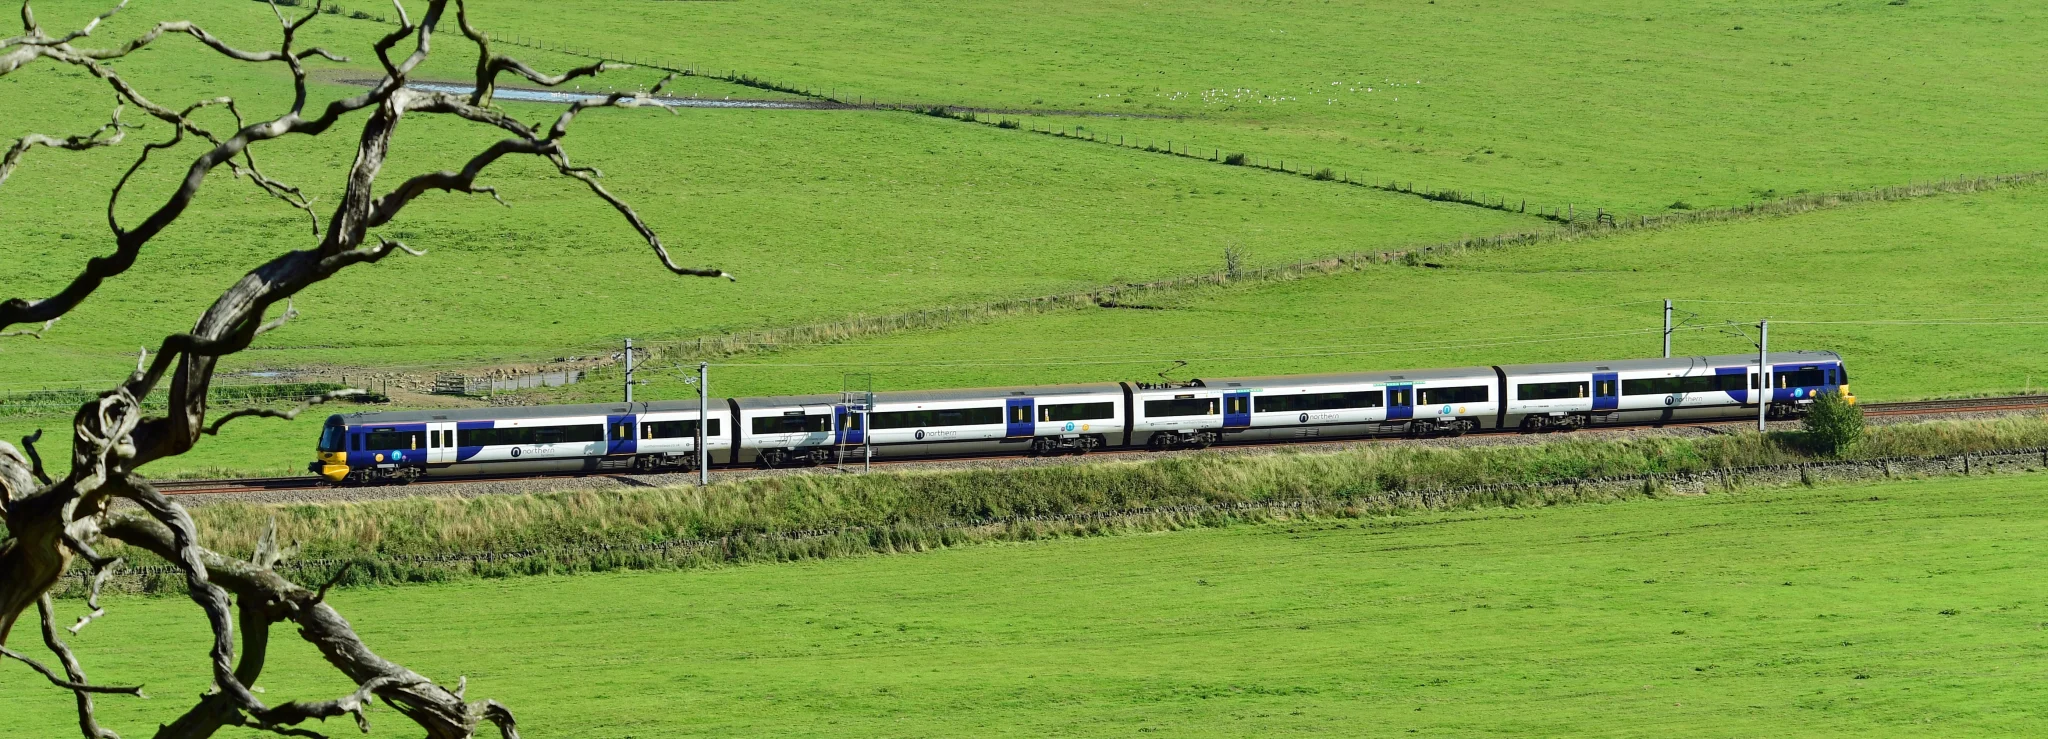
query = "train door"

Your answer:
(427, 421), (458, 464)
(1592, 373), (1619, 411)
(834, 405), (866, 446)
(1223, 391), (1251, 429)
(1386, 384), (1414, 420)
(606, 414), (637, 457)
(1005, 398), (1034, 438)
